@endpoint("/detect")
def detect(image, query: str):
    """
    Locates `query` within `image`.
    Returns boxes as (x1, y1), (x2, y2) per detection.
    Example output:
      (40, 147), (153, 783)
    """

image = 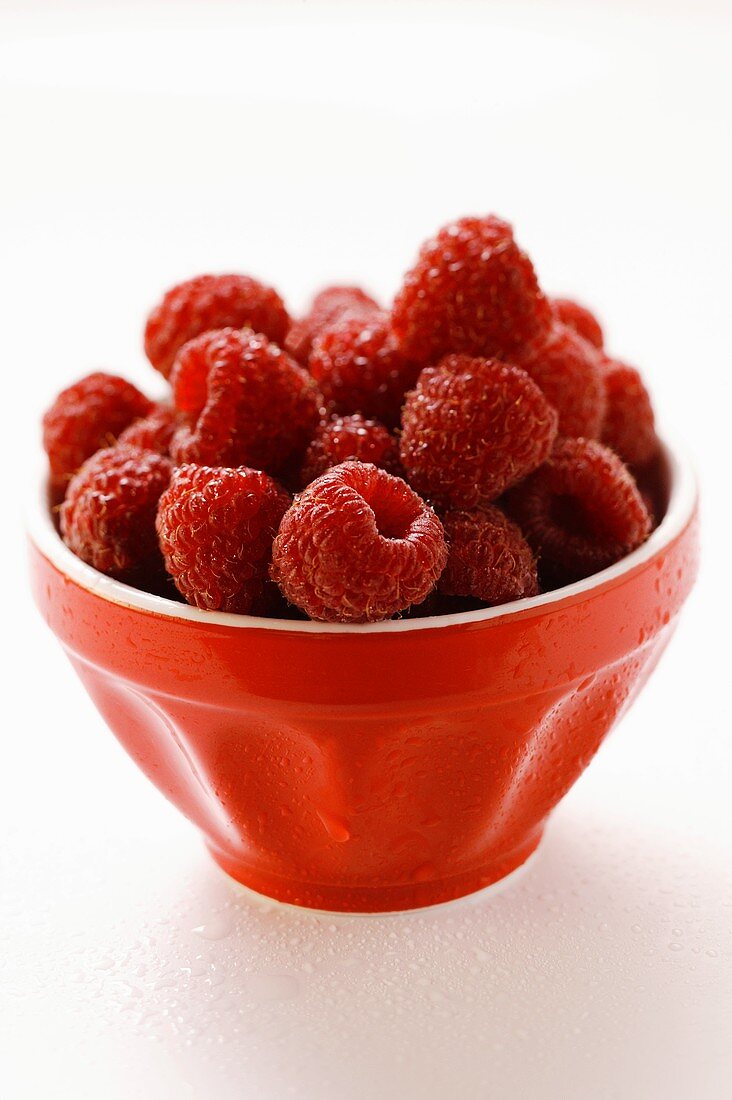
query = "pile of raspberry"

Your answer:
(43, 215), (661, 624)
